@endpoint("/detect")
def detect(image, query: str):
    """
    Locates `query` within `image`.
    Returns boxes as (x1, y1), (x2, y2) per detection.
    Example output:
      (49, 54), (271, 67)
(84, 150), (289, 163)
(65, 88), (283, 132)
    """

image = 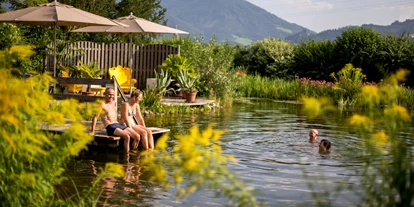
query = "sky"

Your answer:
(246, 0), (414, 33)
